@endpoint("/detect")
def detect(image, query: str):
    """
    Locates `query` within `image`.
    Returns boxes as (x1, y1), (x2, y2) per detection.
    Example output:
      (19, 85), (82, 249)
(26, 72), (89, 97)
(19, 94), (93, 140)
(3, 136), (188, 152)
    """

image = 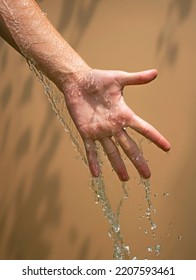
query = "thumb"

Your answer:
(116, 69), (158, 87)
